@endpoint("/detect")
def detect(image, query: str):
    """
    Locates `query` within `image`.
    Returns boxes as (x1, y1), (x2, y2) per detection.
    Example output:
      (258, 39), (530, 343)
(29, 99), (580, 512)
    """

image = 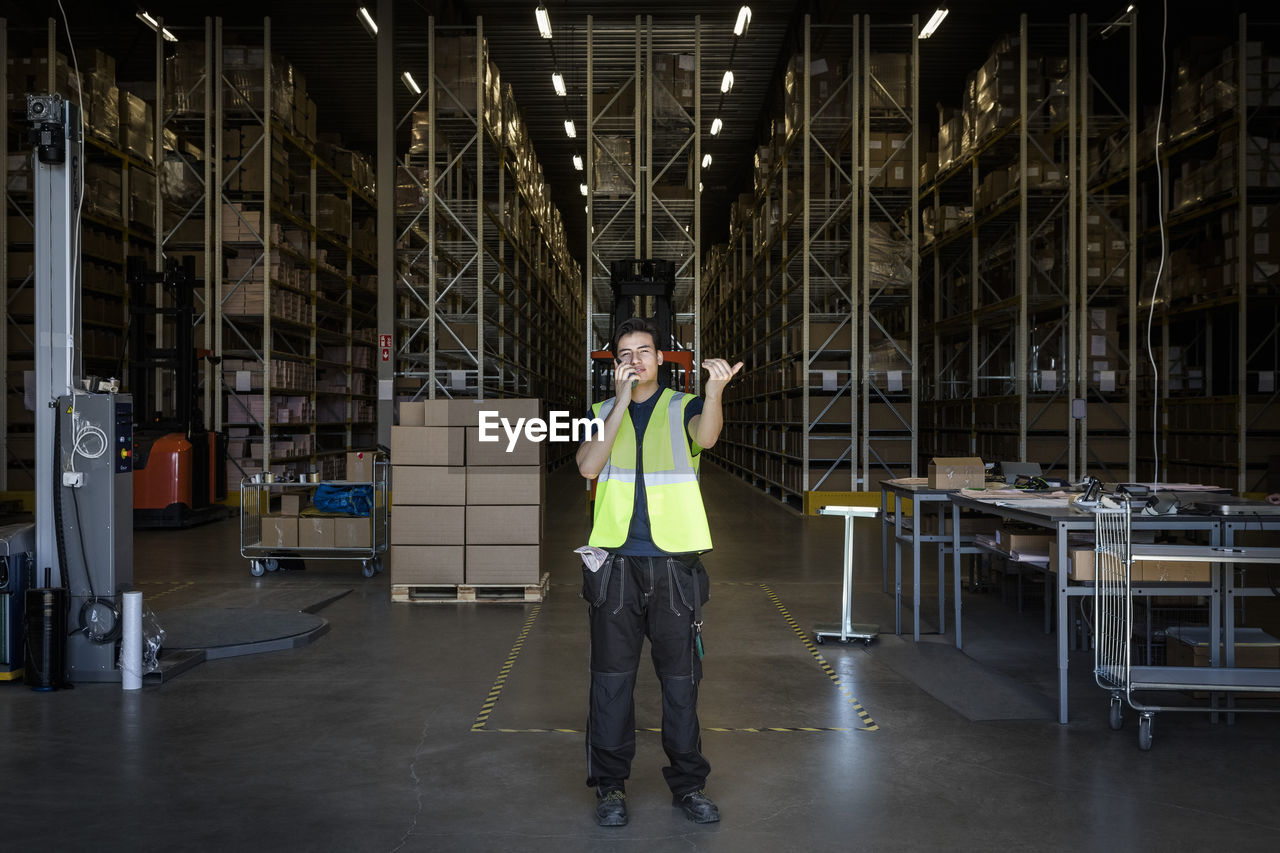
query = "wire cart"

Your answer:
(1093, 499), (1280, 750)
(240, 455), (389, 578)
